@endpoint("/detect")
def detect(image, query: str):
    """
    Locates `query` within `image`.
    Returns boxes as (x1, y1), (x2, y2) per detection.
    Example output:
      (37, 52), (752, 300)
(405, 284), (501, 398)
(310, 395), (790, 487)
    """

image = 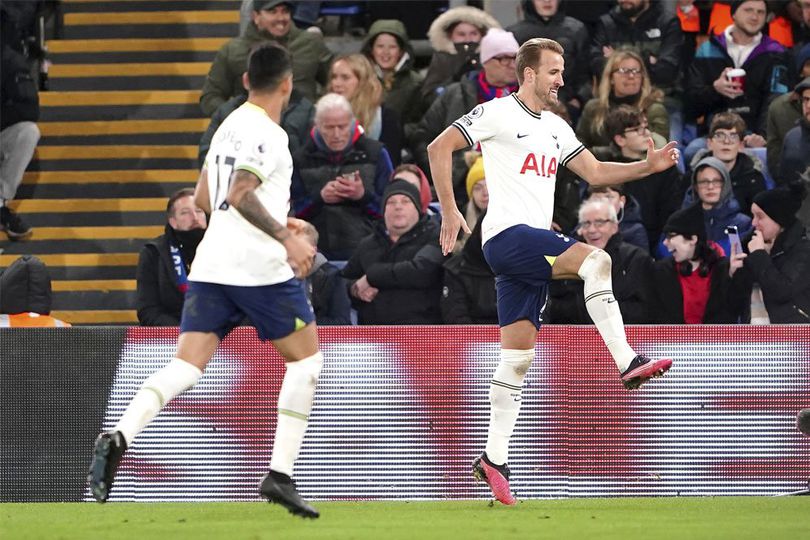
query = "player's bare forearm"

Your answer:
(194, 169), (211, 214)
(427, 126), (469, 210)
(228, 170), (291, 243)
(567, 140), (678, 186)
